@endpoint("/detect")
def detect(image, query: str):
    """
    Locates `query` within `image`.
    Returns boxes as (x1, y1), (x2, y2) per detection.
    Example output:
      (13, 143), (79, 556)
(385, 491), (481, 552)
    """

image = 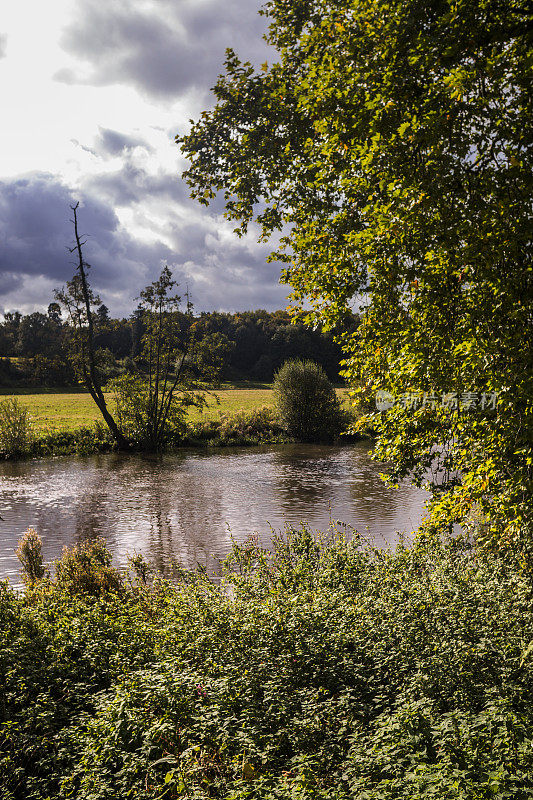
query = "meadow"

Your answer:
(0, 386), (350, 435)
